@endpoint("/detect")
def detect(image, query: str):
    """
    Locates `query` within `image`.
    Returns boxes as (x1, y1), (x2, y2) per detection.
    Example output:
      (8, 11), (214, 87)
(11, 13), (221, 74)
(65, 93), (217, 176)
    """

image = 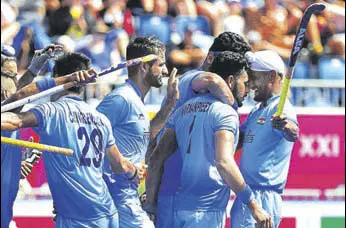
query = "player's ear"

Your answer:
(270, 70), (277, 82)
(140, 62), (149, 72)
(226, 75), (235, 90)
(206, 53), (214, 65)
